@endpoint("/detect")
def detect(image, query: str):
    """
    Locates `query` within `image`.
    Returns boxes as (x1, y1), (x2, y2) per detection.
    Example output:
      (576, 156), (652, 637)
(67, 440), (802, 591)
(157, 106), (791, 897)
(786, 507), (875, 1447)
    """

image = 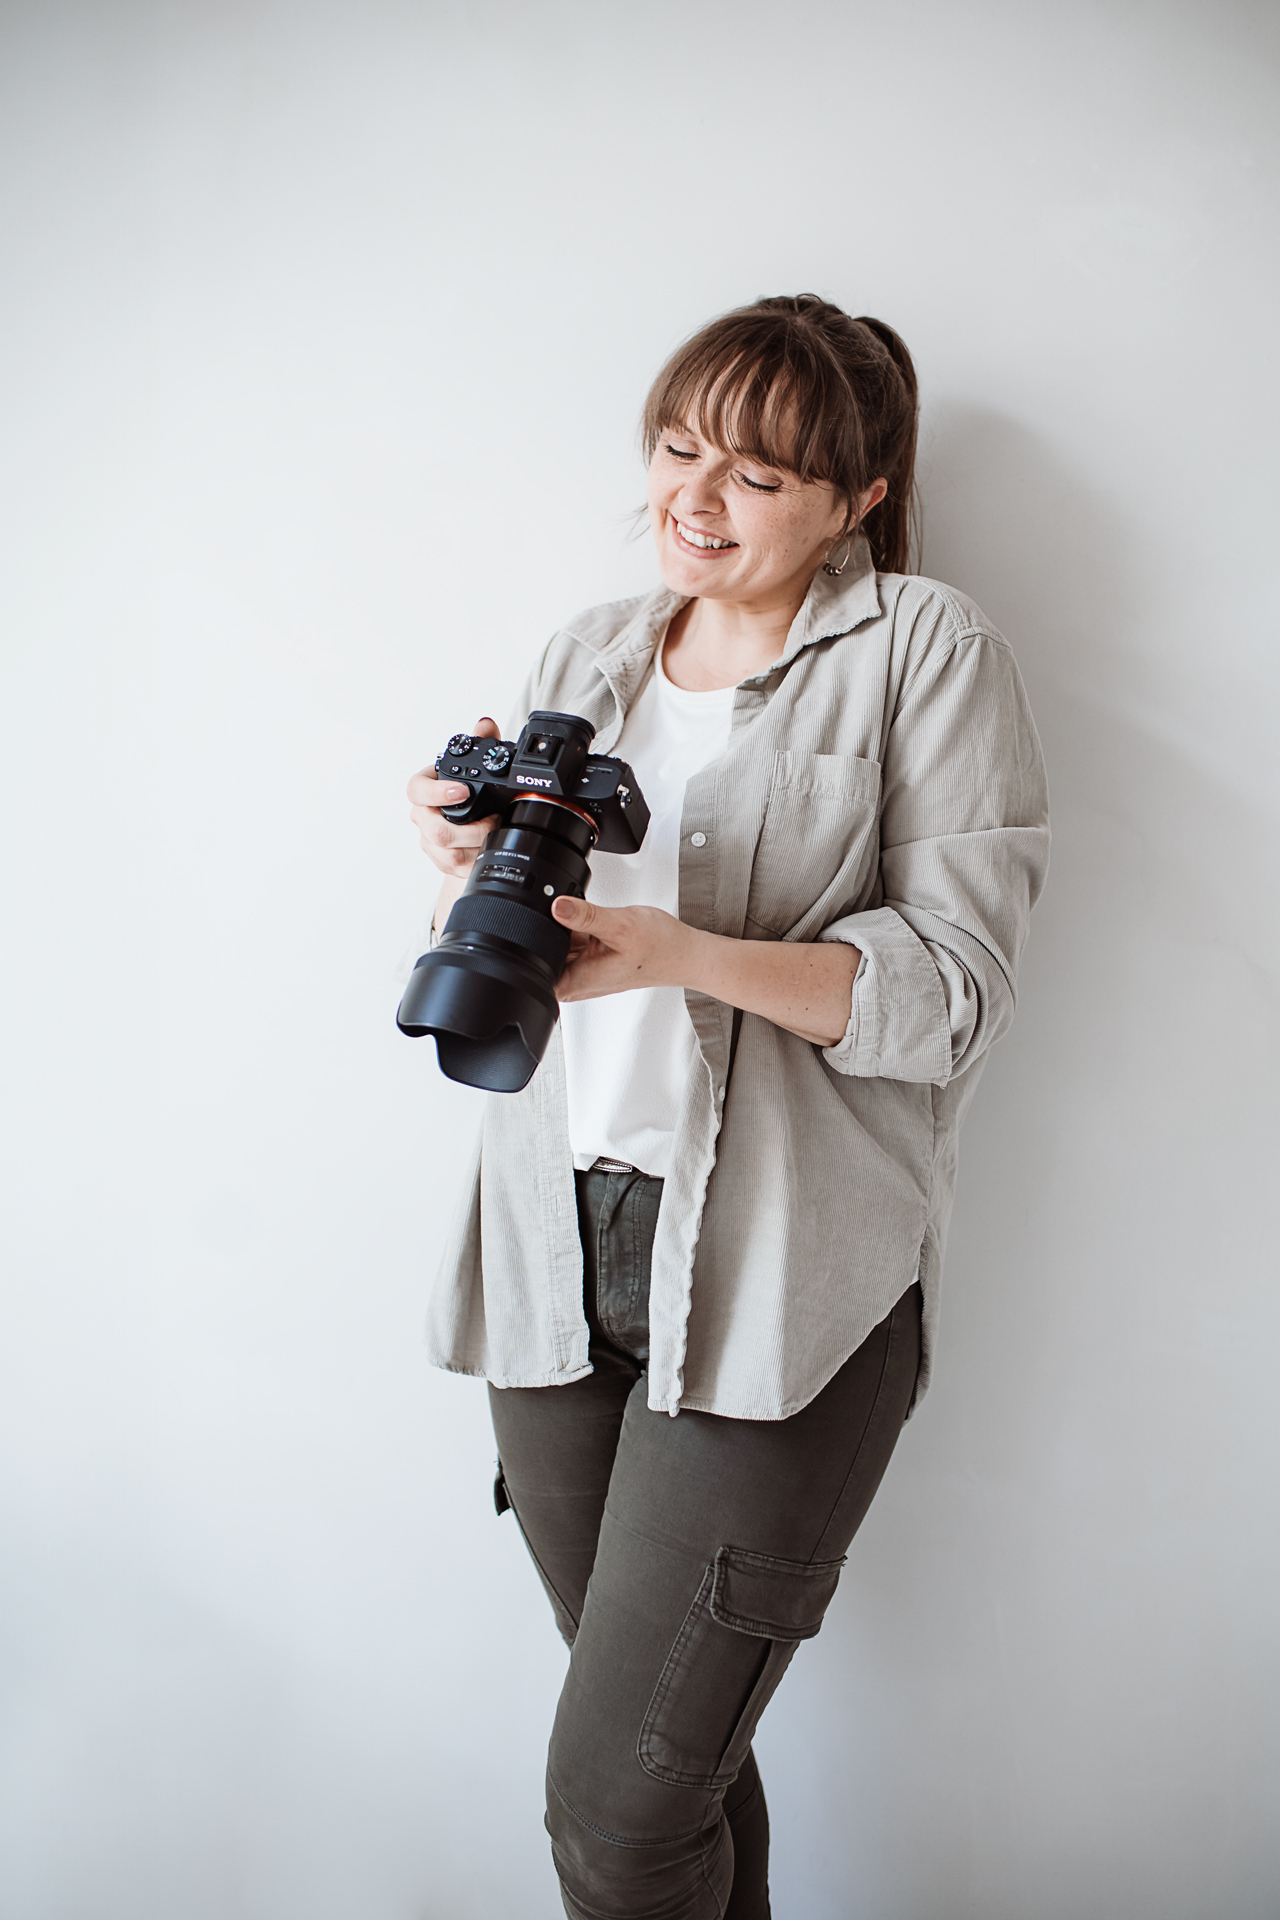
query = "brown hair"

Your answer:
(642, 294), (920, 575)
